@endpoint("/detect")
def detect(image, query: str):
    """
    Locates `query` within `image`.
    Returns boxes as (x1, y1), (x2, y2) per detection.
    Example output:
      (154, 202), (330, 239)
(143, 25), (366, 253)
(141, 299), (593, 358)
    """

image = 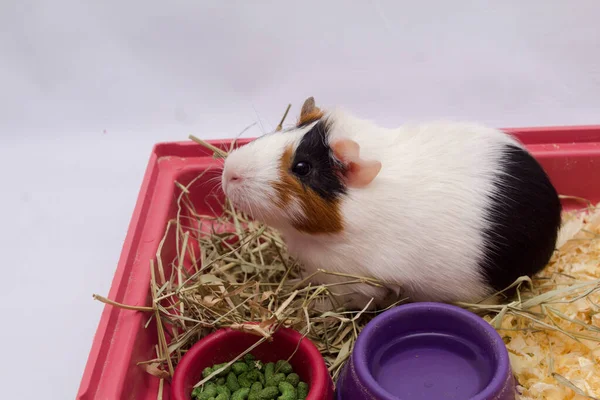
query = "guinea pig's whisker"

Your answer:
(206, 167), (223, 177)
(207, 183), (223, 199)
(241, 195), (255, 219)
(232, 122), (258, 148)
(205, 175), (222, 188)
(243, 194), (262, 221)
(200, 170), (225, 198)
(206, 176), (223, 188)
